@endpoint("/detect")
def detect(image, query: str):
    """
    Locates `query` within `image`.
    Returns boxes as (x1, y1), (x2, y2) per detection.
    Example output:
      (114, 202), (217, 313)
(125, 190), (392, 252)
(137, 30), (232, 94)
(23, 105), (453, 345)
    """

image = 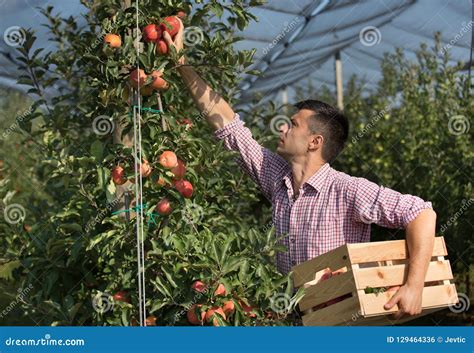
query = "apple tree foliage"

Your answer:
(0, 0), (304, 326)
